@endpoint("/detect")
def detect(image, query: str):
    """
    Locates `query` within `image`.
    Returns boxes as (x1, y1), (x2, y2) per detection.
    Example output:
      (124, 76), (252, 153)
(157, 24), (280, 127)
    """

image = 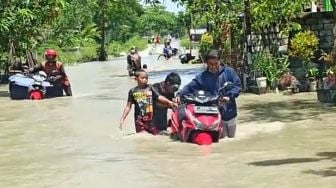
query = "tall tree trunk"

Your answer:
(213, 0), (221, 49)
(244, 0), (252, 66)
(99, 0), (107, 61)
